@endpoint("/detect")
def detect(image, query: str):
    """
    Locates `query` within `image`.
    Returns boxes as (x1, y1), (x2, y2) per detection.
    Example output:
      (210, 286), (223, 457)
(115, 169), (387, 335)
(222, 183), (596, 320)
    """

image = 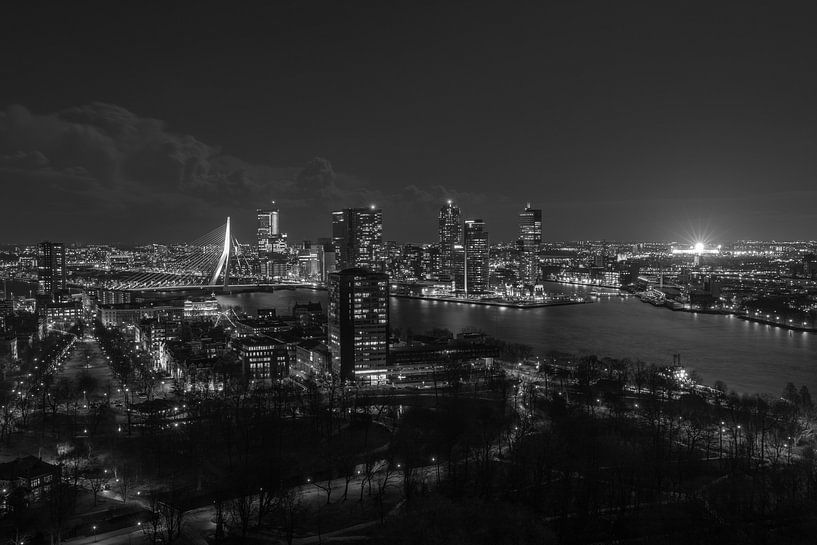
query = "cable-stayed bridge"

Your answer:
(111, 217), (254, 290)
